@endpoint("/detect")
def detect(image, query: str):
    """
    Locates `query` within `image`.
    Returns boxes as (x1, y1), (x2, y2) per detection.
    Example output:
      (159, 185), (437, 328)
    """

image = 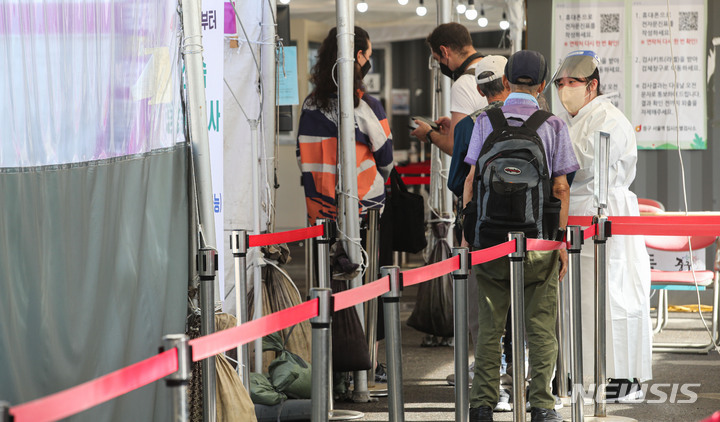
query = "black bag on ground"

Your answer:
(384, 168), (427, 254)
(406, 222), (455, 338)
(464, 108), (560, 249)
(331, 279), (372, 372)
